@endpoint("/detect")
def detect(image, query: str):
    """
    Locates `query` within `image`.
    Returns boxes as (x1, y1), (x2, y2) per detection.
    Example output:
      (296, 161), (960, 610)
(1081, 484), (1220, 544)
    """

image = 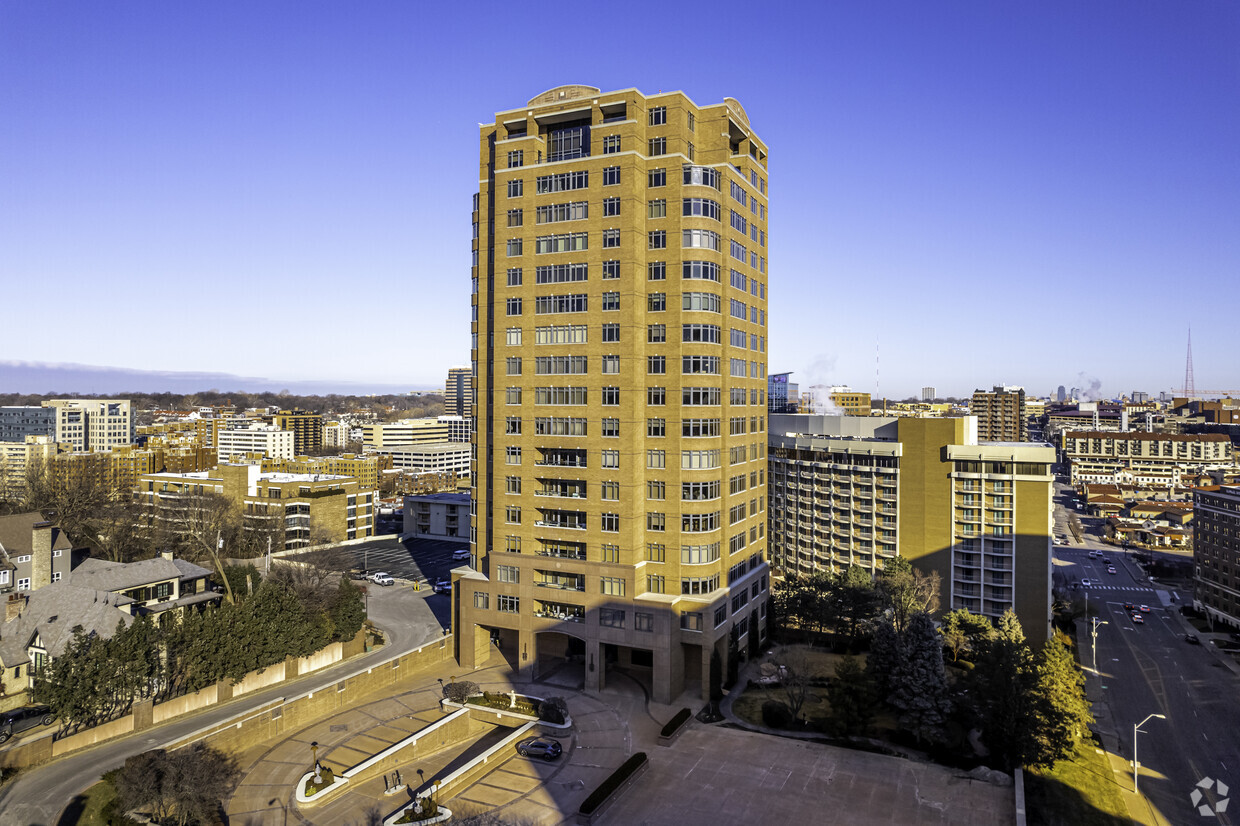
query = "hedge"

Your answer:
(579, 752), (648, 816)
(660, 708), (692, 739)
